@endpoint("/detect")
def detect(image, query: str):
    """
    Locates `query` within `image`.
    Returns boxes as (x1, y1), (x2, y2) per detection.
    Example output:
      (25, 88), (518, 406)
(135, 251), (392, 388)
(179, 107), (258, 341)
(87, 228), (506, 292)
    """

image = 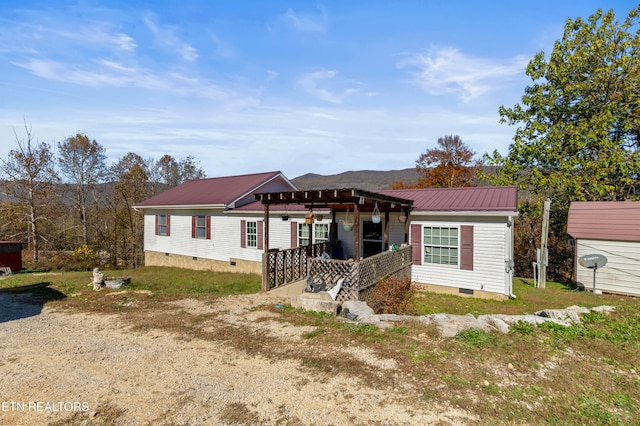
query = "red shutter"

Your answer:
(166, 215), (170, 236)
(410, 224), (422, 265)
(257, 220), (263, 250)
(155, 215), (159, 235)
(192, 216), (196, 239)
(290, 221), (298, 248)
(241, 220), (246, 248)
(460, 225), (474, 271)
(206, 216), (211, 240)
